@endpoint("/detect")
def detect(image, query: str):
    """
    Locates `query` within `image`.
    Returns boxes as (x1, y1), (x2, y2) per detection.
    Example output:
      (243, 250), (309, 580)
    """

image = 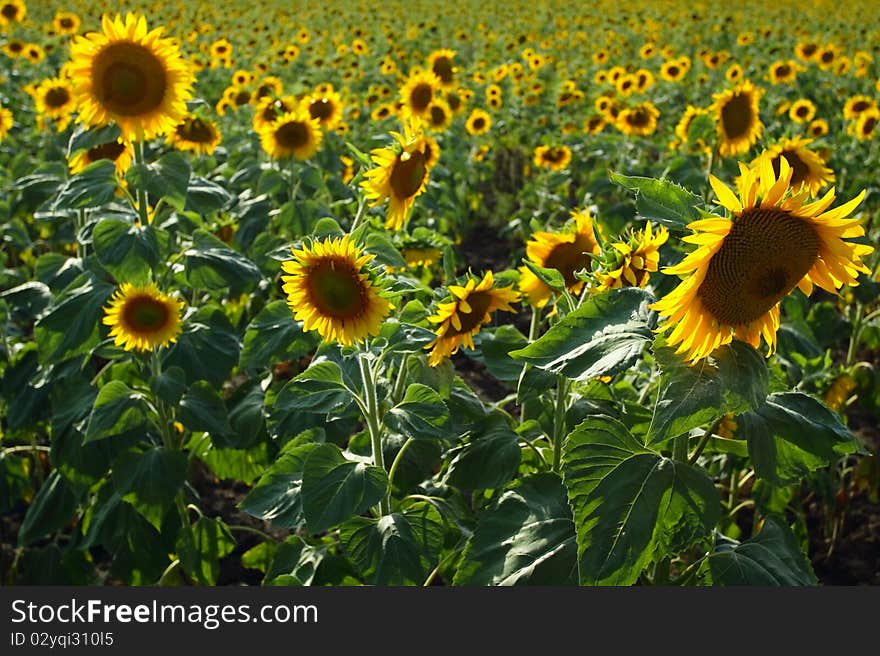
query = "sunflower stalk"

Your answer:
(133, 140), (150, 226)
(551, 374), (568, 473)
(358, 351), (391, 515)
